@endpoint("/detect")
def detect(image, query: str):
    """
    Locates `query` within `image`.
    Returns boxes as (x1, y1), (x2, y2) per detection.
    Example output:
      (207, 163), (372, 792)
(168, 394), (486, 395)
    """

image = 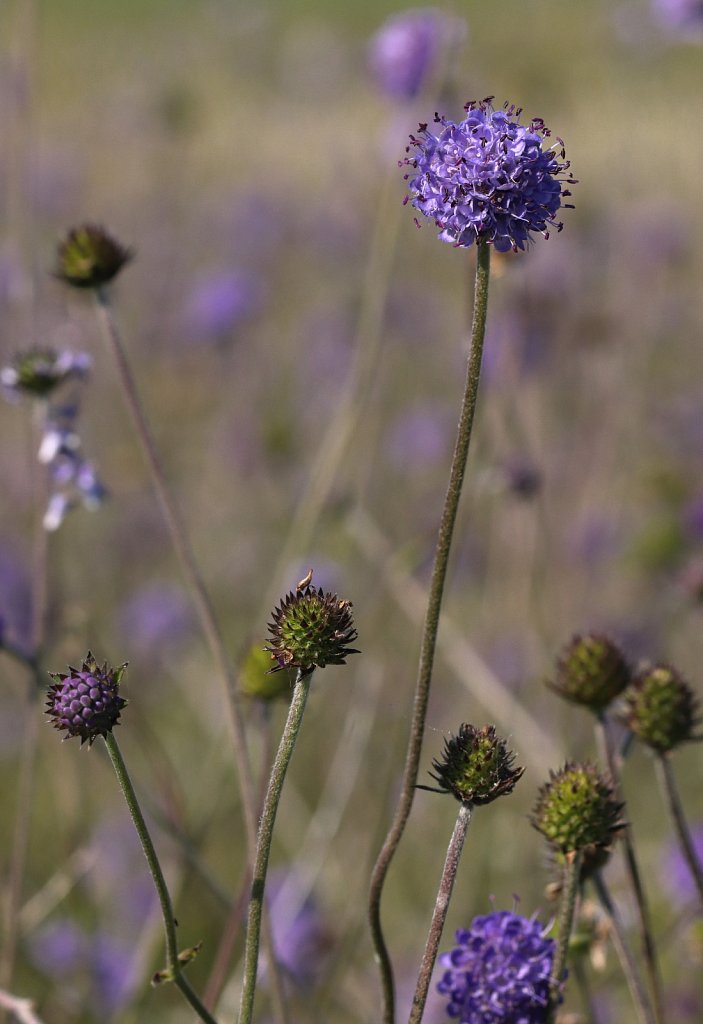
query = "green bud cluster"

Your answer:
(531, 762), (624, 855)
(548, 633), (631, 711)
(622, 664), (700, 753)
(429, 723), (524, 805)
